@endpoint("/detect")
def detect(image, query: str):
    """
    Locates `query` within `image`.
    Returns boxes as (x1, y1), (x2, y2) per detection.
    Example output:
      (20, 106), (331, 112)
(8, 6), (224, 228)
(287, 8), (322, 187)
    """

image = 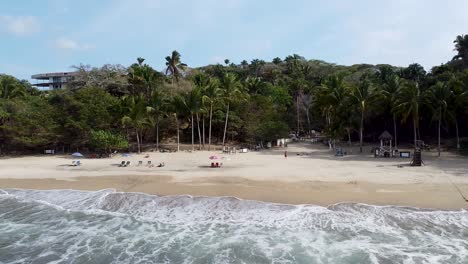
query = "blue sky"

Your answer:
(1, 0), (468, 81)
